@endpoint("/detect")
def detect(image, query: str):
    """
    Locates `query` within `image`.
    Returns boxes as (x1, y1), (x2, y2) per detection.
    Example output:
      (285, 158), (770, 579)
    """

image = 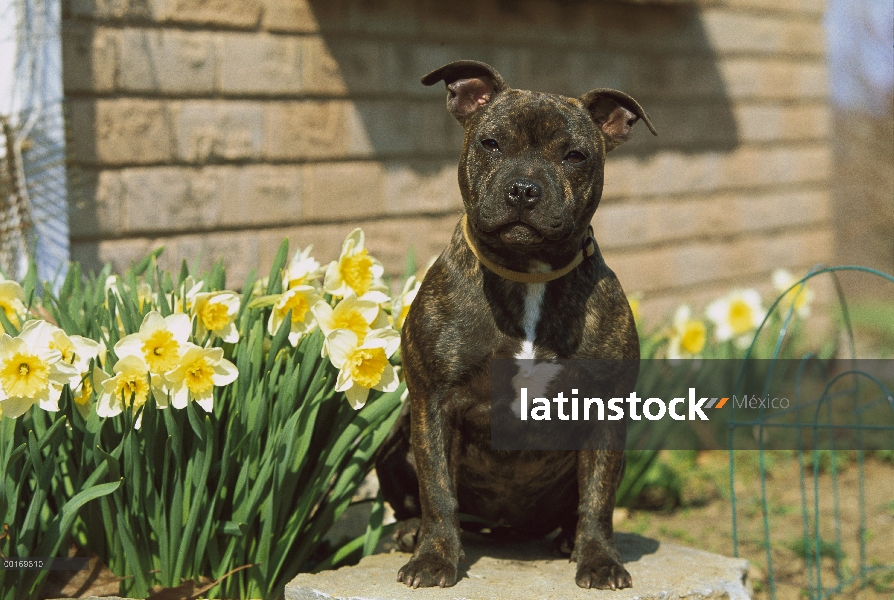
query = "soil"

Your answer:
(619, 452), (894, 600)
